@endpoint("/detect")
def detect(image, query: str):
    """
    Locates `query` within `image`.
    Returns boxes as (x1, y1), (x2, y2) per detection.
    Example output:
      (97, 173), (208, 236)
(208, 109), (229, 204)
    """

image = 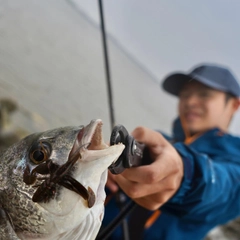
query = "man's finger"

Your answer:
(119, 150), (179, 184)
(131, 126), (168, 149)
(115, 173), (178, 199)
